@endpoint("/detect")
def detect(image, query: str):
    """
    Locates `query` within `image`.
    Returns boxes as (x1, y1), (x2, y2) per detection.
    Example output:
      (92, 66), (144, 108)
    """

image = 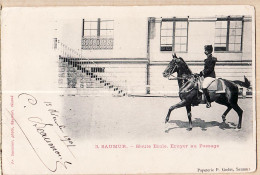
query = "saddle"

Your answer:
(197, 77), (226, 93)
(207, 78), (226, 93)
(191, 78), (226, 106)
